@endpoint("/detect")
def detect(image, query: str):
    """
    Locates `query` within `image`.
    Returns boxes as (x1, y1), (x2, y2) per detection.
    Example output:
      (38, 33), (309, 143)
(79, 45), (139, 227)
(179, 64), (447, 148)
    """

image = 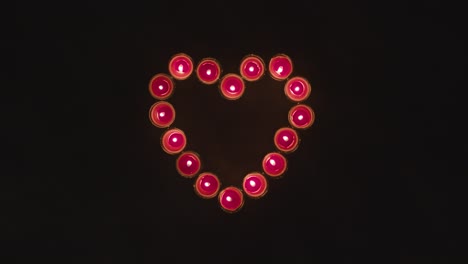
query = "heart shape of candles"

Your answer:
(149, 53), (315, 213)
